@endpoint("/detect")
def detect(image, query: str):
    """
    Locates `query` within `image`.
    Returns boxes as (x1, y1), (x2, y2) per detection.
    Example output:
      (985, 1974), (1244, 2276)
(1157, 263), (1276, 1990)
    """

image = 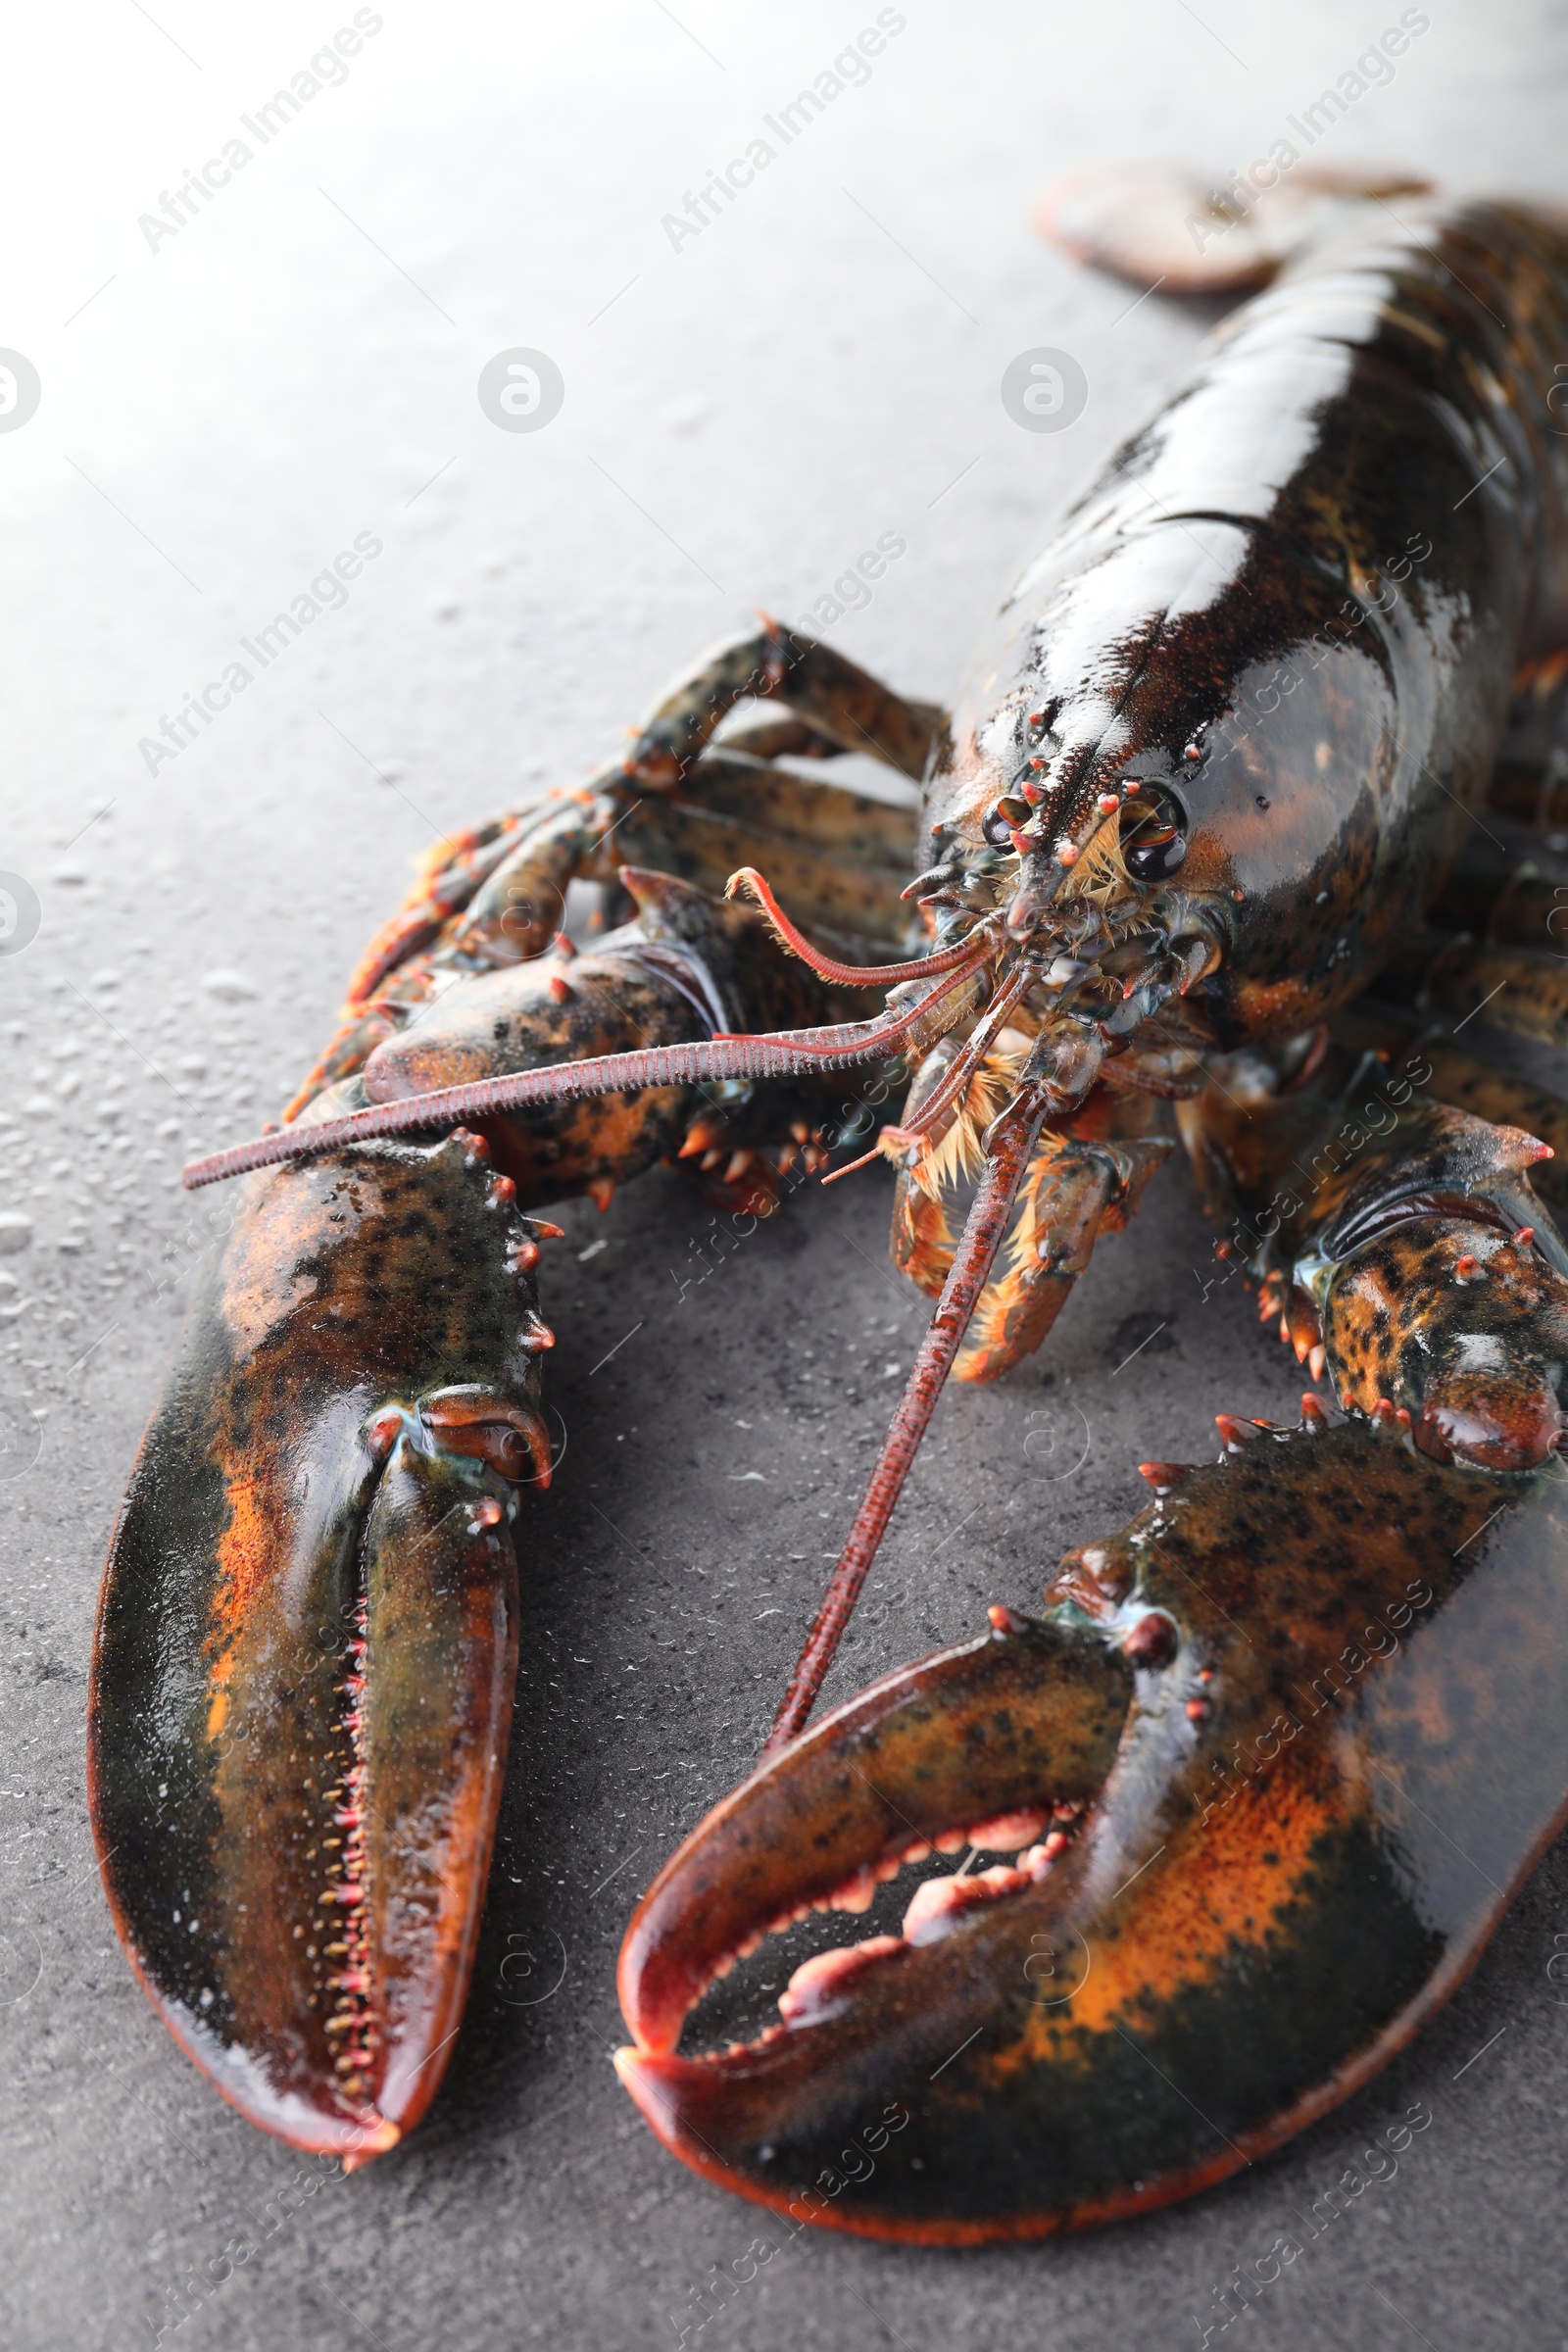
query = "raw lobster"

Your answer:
(96, 170), (1568, 2233)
